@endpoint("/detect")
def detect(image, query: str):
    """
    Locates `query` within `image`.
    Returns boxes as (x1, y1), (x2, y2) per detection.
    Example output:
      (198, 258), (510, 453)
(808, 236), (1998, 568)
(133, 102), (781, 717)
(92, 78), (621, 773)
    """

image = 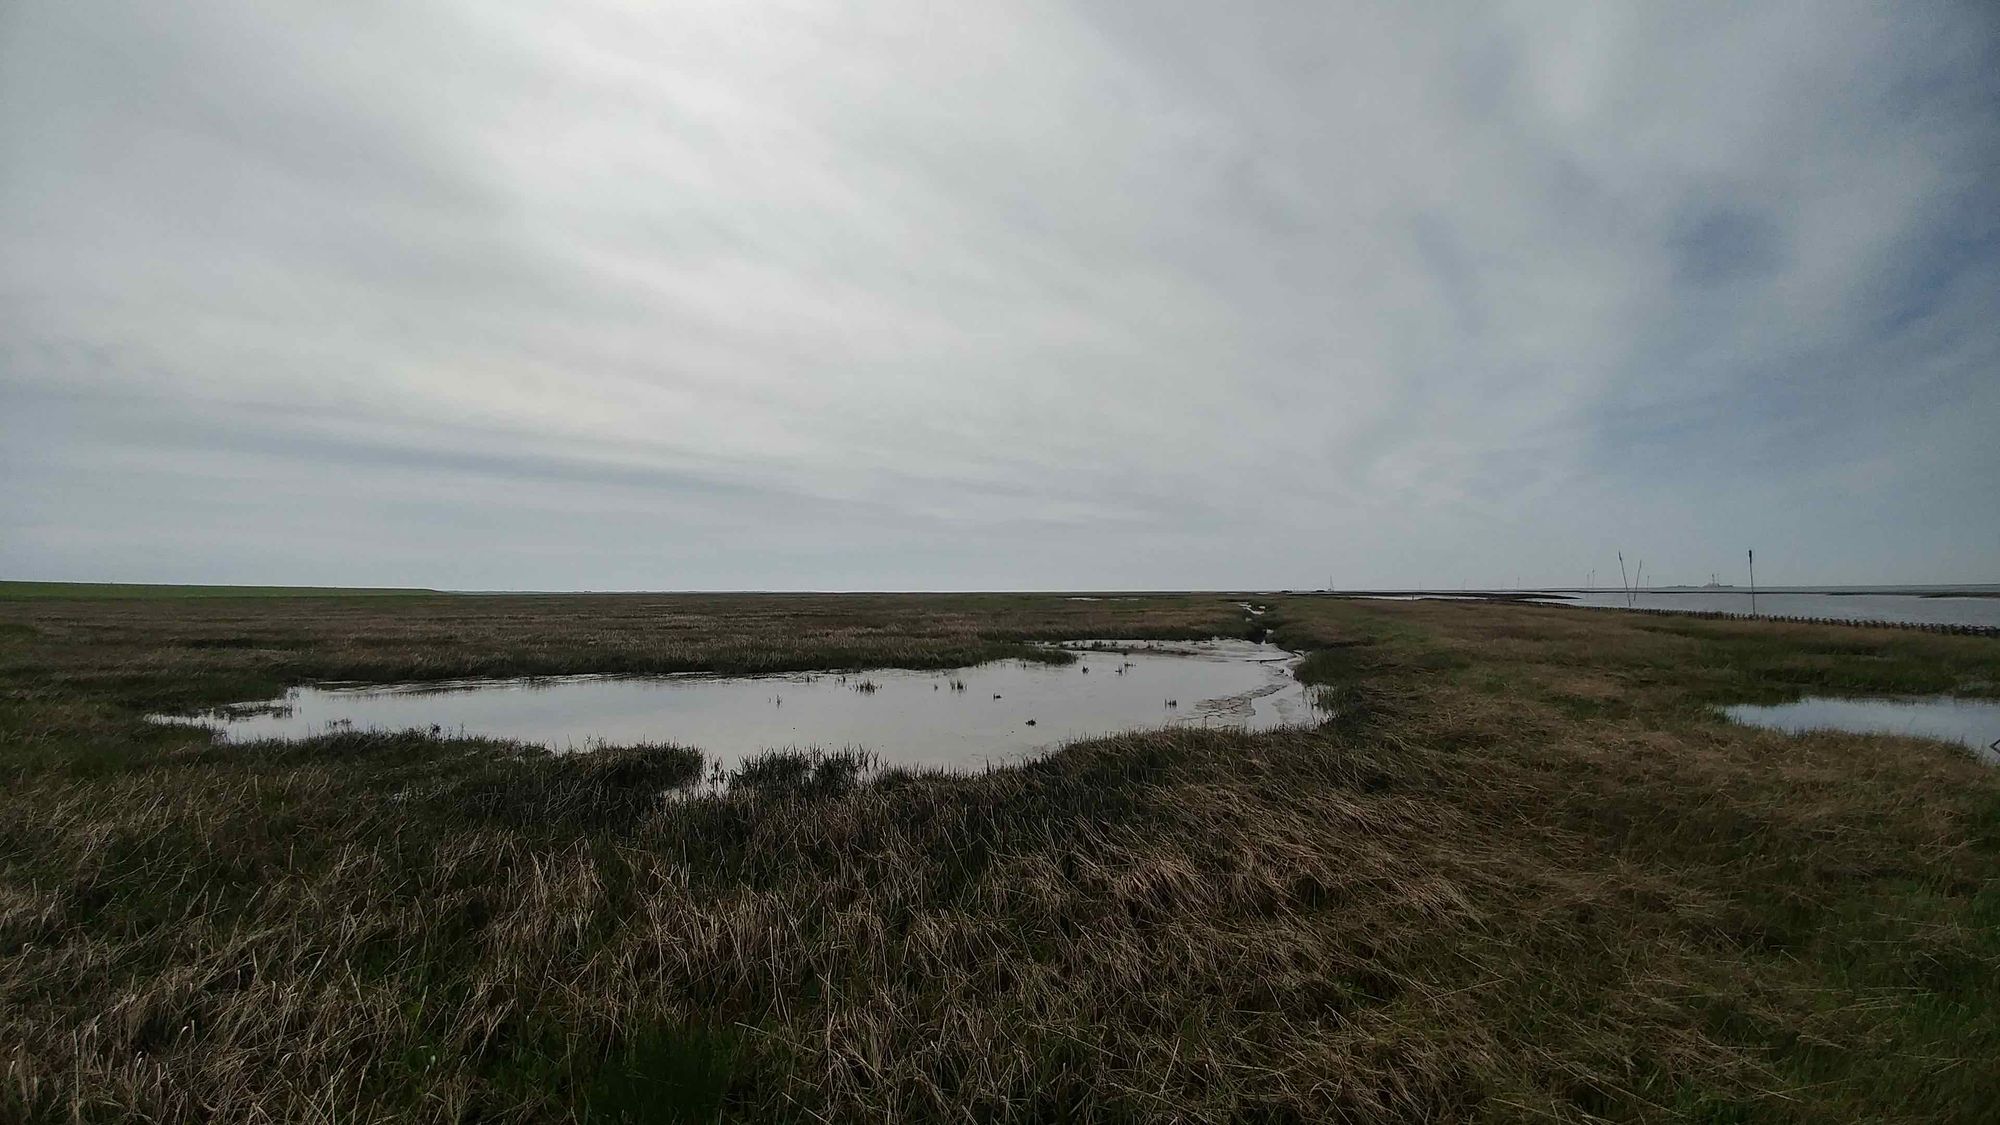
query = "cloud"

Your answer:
(3, 0), (1996, 589)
